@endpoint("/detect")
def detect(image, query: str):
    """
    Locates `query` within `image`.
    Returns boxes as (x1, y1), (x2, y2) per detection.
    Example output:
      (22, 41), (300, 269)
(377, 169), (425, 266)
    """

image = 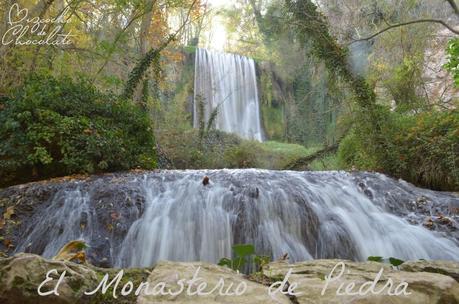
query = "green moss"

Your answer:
(183, 45), (197, 54)
(89, 268), (150, 304)
(261, 105), (284, 140)
(12, 276), (25, 287)
(309, 153), (340, 171)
